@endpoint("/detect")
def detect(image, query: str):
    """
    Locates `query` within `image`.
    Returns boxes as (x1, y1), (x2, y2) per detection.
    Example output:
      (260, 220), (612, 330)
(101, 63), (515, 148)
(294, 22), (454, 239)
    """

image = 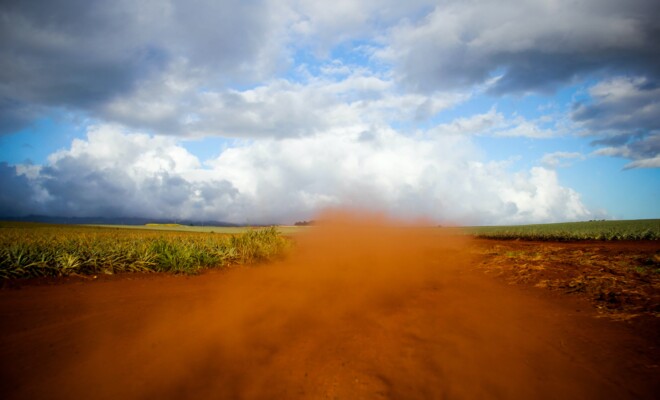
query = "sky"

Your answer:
(0, 0), (659, 225)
